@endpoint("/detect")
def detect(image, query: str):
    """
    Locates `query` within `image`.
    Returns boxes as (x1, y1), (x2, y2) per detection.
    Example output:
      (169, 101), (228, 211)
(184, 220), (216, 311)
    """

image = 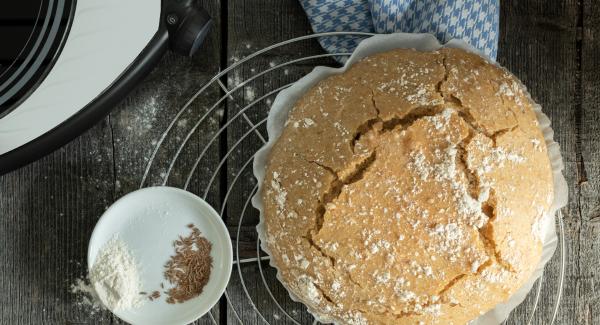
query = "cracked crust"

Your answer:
(261, 48), (553, 325)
